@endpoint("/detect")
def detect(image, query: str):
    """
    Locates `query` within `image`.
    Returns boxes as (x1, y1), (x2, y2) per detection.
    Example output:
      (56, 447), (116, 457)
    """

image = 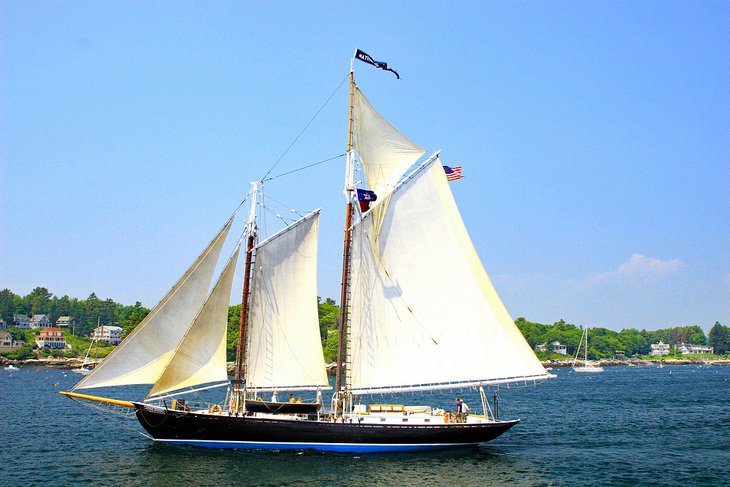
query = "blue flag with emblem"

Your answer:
(356, 188), (378, 212)
(356, 189), (377, 202)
